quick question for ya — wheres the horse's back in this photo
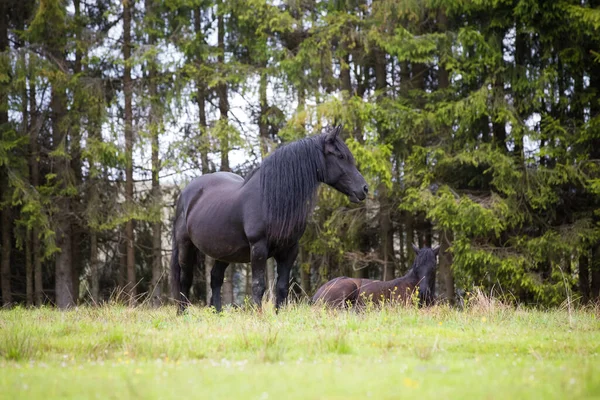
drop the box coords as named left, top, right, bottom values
left=178, top=172, right=255, bottom=263
left=356, top=277, right=413, bottom=305
left=312, top=277, right=360, bottom=307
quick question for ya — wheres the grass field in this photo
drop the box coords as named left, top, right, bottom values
left=1, top=295, right=599, bottom=400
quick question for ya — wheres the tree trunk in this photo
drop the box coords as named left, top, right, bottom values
left=87, top=84, right=103, bottom=305
left=123, top=0, right=136, bottom=304
left=146, top=0, right=162, bottom=307
left=578, top=250, right=589, bottom=304
left=380, top=184, right=395, bottom=281
left=193, top=6, right=212, bottom=302
left=18, top=34, right=33, bottom=306
left=373, top=43, right=394, bottom=281
left=68, top=0, right=84, bottom=305
left=397, top=222, right=406, bottom=273
left=90, top=230, right=99, bottom=303
left=259, top=69, right=270, bottom=157
left=439, top=230, right=455, bottom=304
left=25, top=231, right=33, bottom=306
left=1, top=206, right=11, bottom=307
left=300, top=248, right=311, bottom=296
left=435, top=8, right=455, bottom=303
left=591, top=244, right=600, bottom=301
left=50, top=27, right=75, bottom=309
left=405, top=214, right=415, bottom=267
left=0, top=0, right=11, bottom=307
left=205, top=255, right=213, bottom=305
left=245, top=264, right=252, bottom=301
left=217, top=0, right=229, bottom=172
left=223, top=264, right=234, bottom=306
left=29, top=73, right=43, bottom=306
left=116, top=233, right=125, bottom=289
left=340, top=54, right=352, bottom=95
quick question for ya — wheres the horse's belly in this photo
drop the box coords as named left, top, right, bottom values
left=193, top=233, right=251, bottom=263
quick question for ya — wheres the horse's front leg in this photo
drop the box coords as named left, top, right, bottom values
left=250, top=241, right=268, bottom=308
left=274, top=244, right=299, bottom=312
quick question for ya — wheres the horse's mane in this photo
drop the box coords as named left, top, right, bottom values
left=258, top=129, right=352, bottom=243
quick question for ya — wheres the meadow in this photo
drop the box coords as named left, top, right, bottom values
left=1, top=295, right=599, bottom=400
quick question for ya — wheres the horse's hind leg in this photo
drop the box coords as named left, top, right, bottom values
left=177, top=240, right=196, bottom=314
left=210, top=260, right=229, bottom=312
left=250, top=240, right=268, bottom=308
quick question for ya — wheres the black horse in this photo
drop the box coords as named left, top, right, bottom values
left=171, top=126, right=368, bottom=313
left=312, top=244, right=440, bottom=307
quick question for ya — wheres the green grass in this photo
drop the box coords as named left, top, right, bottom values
left=1, top=298, right=599, bottom=399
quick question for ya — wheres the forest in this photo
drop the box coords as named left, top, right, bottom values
left=1, top=0, right=600, bottom=309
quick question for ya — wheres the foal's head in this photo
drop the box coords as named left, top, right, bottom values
left=320, top=125, right=368, bottom=203
left=410, top=244, right=440, bottom=306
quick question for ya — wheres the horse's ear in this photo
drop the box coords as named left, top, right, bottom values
left=412, top=243, right=419, bottom=254
left=325, top=125, right=342, bottom=143
left=432, top=245, right=440, bottom=256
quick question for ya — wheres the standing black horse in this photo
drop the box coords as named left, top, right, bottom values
left=171, top=126, right=368, bottom=313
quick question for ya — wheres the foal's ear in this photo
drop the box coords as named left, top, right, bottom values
left=432, top=245, right=440, bottom=256
left=411, top=243, right=420, bottom=254
left=325, top=125, right=342, bottom=143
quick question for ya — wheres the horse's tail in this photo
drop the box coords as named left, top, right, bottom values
left=170, top=237, right=180, bottom=302
left=170, top=199, right=183, bottom=303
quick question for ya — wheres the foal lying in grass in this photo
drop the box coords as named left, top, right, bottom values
left=312, top=245, right=439, bottom=308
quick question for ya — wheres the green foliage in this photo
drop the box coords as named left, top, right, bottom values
left=3, top=0, right=600, bottom=307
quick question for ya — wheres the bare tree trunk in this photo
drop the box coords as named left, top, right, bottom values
left=374, top=45, right=394, bottom=281
left=438, top=230, right=455, bottom=304
left=0, top=0, right=11, bottom=307
left=193, top=7, right=212, bottom=303
left=434, top=7, right=455, bottom=304
left=340, top=54, right=352, bottom=95
left=55, top=211, right=74, bottom=309
left=145, top=0, right=162, bottom=307
left=205, top=255, right=213, bottom=305
left=51, top=36, right=74, bottom=309
left=19, top=40, right=33, bottom=306
left=69, top=0, right=84, bottom=304
left=118, top=231, right=126, bottom=291
left=405, top=214, right=415, bottom=267
left=90, top=230, right=99, bottom=303
left=266, top=258, right=275, bottom=303
left=578, top=249, right=590, bottom=304
left=591, top=244, right=600, bottom=301
left=380, top=184, right=395, bottom=281
left=217, top=0, right=229, bottom=172
left=87, top=88, right=103, bottom=305
left=259, top=69, right=270, bottom=157
left=245, top=264, right=252, bottom=301
left=28, top=73, right=43, bottom=306
left=123, top=0, right=136, bottom=304
left=25, top=231, right=33, bottom=306
left=1, top=206, right=11, bottom=307
left=300, top=248, right=310, bottom=296
left=397, top=222, right=406, bottom=273
left=223, top=264, right=234, bottom=305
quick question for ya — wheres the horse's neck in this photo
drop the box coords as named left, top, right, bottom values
left=390, top=269, right=419, bottom=287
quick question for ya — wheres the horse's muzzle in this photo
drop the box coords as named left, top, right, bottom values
left=348, top=190, right=367, bottom=203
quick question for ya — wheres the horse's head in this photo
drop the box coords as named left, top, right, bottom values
left=320, top=126, right=368, bottom=203
left=411, top=244, right=440, bottom=306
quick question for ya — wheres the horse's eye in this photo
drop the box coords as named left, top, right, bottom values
left=337, top=154, right=344, bottom=160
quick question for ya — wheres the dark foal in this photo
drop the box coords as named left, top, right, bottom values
left=312, top=244, right=440, bottom=307
left=171, top=126, right=368, bottom=314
